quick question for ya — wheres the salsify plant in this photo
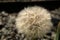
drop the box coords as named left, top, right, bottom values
left=16, top=6, right=53, bottom=40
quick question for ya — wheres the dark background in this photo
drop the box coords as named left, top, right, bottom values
left=0, top=2, right=60, bottom=13
left=0, top=0, right=60, bottom=2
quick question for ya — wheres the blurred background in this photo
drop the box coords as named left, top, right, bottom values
left=0, top=0, right=60, bottom=2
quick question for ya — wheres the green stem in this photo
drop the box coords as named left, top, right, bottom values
left=55, top=22, right=60, bottom=40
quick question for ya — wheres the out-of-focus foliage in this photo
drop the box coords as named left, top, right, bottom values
left=0, top=0, right=59, bottom=2
left=0, top=0, right=16, bottom=2
left=50, top=8, right=60, bottom=40
left=51, top=8, right=60, bottom=20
